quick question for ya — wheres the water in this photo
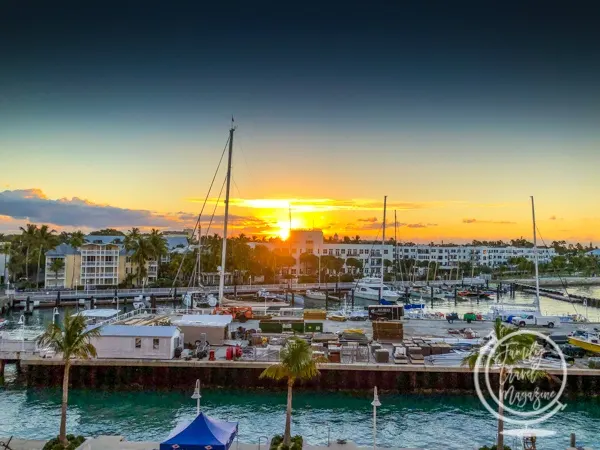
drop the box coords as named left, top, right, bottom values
left=0, top=385, right=598, bottom=449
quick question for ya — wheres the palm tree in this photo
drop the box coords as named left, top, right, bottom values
left=130, top=236, right=153, bottom=286
left=148, top=229, right=168, bottom=278
left=19, top=223, right=38, bottom=281
left=259, top=338, right=320, bottom=446
left=37, top=314, right=101, bottom=446
left=124, top=227, right=141, bottom=250
left=49, top=258, right=65, bottom=287
left=462, top=319, right=547, bottom=449
left=35, top=225, right=58, bottom=287
left=69, top=231, right=85, bottom=249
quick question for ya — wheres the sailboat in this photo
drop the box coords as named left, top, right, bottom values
left=491, top=196, right=540, bottom=321
left=354, top=196, right=401, bottom=303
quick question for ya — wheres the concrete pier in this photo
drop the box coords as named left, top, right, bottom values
left=21, top=357, right=600, bottom=395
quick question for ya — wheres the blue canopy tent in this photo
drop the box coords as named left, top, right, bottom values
left=160, top=413, right=238, bottom=450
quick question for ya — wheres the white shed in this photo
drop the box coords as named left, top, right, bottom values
left=171, top=314, right=232, bottom=346
left=90, top=325, right=182, bottom=359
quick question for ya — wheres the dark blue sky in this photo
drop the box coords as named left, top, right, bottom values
left=1, top=1, right=599, bottom=242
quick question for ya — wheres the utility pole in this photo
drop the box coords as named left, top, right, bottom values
left=218, top=123, right=235, bottom=303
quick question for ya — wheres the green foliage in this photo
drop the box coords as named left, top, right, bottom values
left=270, top=434, right=303, bottom=450
left=478, top=445, right=512, bottom=450
left=43, top=435, right=85, bottom=450
left=38, top=312, right=101, bottom=361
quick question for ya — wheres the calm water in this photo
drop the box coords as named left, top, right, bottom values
left=0, top=385, right=599, bottom=449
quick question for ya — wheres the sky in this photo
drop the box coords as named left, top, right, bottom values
left=1, top=1, right=599, bottom=243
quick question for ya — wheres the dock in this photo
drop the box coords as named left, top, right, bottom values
left=514, top=282, right=600, bottom=307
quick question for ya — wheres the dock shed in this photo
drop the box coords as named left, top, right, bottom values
left=171, top=314, right=232, bottom=346
left=90, top=325, right=182, bottom=359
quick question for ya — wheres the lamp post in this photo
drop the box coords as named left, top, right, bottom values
left=18, top=314, right=25, bottom=352
left=371, top=386, right=381, bottom=450
left=53, top=307, right=59, bottom=326
left=191, top=379, right=201, bottom=416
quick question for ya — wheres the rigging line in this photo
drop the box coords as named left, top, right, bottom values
left=351, top=226, right=383, bottom=292
left=204, top=175, right=228, bottom=240
left=536, top=225, right=580, bottom=315
left=171, top=135, right=230, bottom=290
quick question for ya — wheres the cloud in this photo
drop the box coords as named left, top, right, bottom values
left=549, top=215, right=557, bottom=221
left=358, top=217, right=378, bottom=223
left=462, top=218, right=516, bottom=225
left=0, top=189, right=196, bottom=229
left=348, top=221, right=437, bottom=231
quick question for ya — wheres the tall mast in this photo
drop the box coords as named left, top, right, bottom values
left=531, top=196, right=540, bottom=312
left=288, top=203, right=293, bottom=288
left=381, top=196, right=387, bottom=285
left=218, top=124, right=235, bottom=303
left=197, top=224, right=202, bottom=288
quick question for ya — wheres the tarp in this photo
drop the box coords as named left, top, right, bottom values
left=160, top=413, right=238, bottom=450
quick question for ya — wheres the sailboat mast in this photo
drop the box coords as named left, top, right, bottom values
left=381, top=196, right=387, bottom=286
left=531, top=196, right=541, bottom=312
left=197, top=224, right=202, bottom=288
left=218, top=125, right=235, bottom=303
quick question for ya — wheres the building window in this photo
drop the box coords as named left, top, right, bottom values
left=323, top=249, right=328, bottom=255
left=135, top=338, right=141, bottom=349
left=341, top=249, right=346, bottom=254
left=153, top=338, right=160, bottom=350
left=384, top=250, right=388, bottom=254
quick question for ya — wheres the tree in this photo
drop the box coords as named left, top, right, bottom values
left=88, top=228, right=125, bottom=236
left=19, top=223, right=38, bottom=281
left=34, top=224, right=58, bottom=287
left=352, top=235, right=361, bottom=244
left=49, top=258, right=65, bottom=287
left=345, top=257, right=363, bottom=274
left=37, top=314, right=101, bottom=446
left=148, top=229, right=168, bottom=278
left=462, top=319, right=547, bottom=449
left=259, top=338, right=320, bottom=446
left=69, top=231, right=85, bottom=249
left=299, top=252, right=318, bottom=274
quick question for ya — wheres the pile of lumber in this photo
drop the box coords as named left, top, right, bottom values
left=372, top=320, right=403, bottom=341
left=303, top=309, right=327, bottom=320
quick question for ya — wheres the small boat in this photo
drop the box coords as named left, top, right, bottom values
left=568, top=331, right=600, bottom=353
left=304, top=290, right=328, bottom=301
left=354, top=278, right=402, bottom=302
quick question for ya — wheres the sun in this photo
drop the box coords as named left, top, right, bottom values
left=276, top=218, right=304, bottom=240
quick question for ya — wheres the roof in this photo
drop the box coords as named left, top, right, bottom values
left=94, top=325, right=179, bottom=338
left=165, top=235, right=189, bottom=251
left=46, top=243, right=77, bottom=256
left=587, top=249, right=600, bottom=256
left=161, top=413, right=238, bottom=450
left=74, top=309, right=120, bottom=319
left=84, top=235, right=124, bottom=245
left=174, top=314, right=233, bottom=326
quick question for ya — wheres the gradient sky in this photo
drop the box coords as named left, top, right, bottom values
left=1, top=1, right=599, bottom=242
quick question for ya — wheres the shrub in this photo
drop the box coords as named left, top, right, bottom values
left=478, top=445, right=512, bottom=450
left=270, top=434, right=303, bottom=450
left=43, top=435, right=86, bottom=450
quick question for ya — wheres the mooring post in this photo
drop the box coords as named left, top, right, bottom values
left=55, top=290, right=61, bottom=307
left=351, top=289, right=355, bottom=309
left=570, top=433, right=576, bottom=447
left=325, top=290, right=329, bottom=310
left=291, top=291, right=295, bottom=307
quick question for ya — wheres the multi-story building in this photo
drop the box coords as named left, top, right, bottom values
left=44, top=233, right=190, bottom=289
left=248, top=230, right=556, bottom=277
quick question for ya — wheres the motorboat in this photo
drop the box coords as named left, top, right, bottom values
left=568, top=330, right=600, bottom=353
left=354, top=277, right=401, bottom=302
left=304, top=289, right=328, bottom=301
left=183, top=291, right=217, bottom=309
left=409, top=286, right=446, bottom=300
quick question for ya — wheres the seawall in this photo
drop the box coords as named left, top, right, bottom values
left=21, top=358, right=600, bottom=395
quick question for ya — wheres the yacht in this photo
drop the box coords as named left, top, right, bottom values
left=183, top=291, right=217, bottom=309
left=354, top=277, right=401, bottom=302
left=304, top=290, right=328, bottom=301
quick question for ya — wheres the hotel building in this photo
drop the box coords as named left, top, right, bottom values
left=44, top=234, right=189, bottom=289
left=248, top=230, right=557, bottom=277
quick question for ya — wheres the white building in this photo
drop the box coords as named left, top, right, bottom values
left=249, top=230, right=556, bottom=276
left=90, top=325, right=182, bottom=359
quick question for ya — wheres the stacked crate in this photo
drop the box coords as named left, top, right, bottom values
left=303, top=309, right=327, bottom=320
left=372, top=321, right=404, bottom=342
